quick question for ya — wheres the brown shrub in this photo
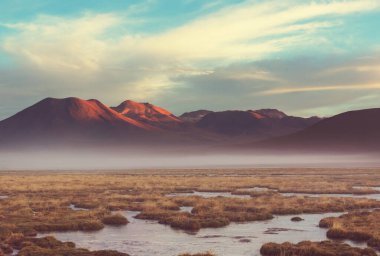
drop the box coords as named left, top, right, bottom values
left=102, top=214, right=128, bottom=226
left=291, top=216, right=304, bottom=222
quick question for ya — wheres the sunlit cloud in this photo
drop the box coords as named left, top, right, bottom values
left=2, top=13, right=120, bottom=72
left=260, top=83, right=380, bottom=95
left=144, top=0, right=378, bottom=61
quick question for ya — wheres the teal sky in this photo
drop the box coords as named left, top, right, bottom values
left=1, top=0, right=380, bottom=119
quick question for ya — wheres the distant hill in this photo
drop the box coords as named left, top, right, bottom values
left=196, top=109, right=321, bottom=140
left=258, top=108, right=380, bottom=151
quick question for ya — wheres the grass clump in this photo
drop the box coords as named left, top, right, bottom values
left=102, top=213, right=128, bottom=226
left=320, top=210, right=380, bottom=251
left=260, top=240, right=377, bottom=256
left=16, top=236, right=129, bottom=256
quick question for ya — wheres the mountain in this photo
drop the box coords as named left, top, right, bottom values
left=0, top=97, right=323, bottom=148
left=196, top=109, right=321, bottom=140
left=258, top=108, right=380, bottom=151
left=180, top=110, right=214, bottom=123
left=112, top=100, right=182, bottom=129
left=0, top=97, right=154, bottom=146
left=2, top=97, right=380, bottom=153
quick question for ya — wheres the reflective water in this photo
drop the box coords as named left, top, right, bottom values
left=236, top=187, right=277, bottom=192
left=281, top=192, right=380, bottom=201
left=69, top=204, right=90, bottom=211
left=179, top=206, right=193, bottom=213
left=353, top=186, right=380, bottom=192
left=166, top=191, right=251, bottom=199
left=167, top=189, right=380, bottom=201
left=38, top=189, right=380, bottom=256
left=41, top=211, right=371, bottom=256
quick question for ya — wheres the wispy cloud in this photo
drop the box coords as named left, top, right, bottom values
left=153, top=53, right=380, bottom=117
left=261, top=83, right=380, bottom=95
left=3, top=0, right=379, bottom=69
left=144, top=0, right=380, bottom=61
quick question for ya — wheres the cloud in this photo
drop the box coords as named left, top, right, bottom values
left=261, top=83, right=380, bottom=95
left=152, top=53, right=380, bottom=117
left=3, top=0, right=379, bottom=69
left=259, top=54, right=380, bottom=95
left=2, top=13, right=120, bottom=72
left=0, top=0, right=380, bottom=119
left=144, top=0, right=380, bottom=61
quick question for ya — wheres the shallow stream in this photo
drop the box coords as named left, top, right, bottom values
left=41, top=211, right=372, bottom=256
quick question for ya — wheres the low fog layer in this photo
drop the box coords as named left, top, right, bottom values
left=0, top=148, right=379, bottom=170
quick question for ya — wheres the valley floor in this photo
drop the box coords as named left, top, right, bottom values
left=0, top=168, right=380, bottom=256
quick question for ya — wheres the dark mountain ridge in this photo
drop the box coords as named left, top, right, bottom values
left=196, top=109, right=321, bottom=139
left=257, top=108, right=380, bottom=151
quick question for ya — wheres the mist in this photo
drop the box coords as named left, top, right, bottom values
left=0, top=147, right=379, bottom=171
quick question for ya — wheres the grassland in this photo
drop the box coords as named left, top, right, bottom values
left=0, top=168, right=379, bottom=255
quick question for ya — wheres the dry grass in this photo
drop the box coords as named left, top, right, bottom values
left=320, top=210, right=380, bottom=251
left=0, top=168, right=379, bottom=255
left=7, top=235, right=129, bottom=256
left=260, top=240, right=377, bottom=256
left=1, top=168, right=380, bottom=195
left=101, top=213, right=128, bottom=226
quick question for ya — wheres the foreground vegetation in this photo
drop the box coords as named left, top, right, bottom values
left=260, top=241, right=377, bottom=256
left=0, top=168, right=379, bottom=255
left=10, top=236, right=128, bottom=256
left=320, top=210, right=380, bottom=251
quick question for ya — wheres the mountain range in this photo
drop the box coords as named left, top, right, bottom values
left=0, top=97, right=378, bottom=152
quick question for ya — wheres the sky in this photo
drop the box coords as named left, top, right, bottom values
left=0, top=0, right=380, bottom=119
